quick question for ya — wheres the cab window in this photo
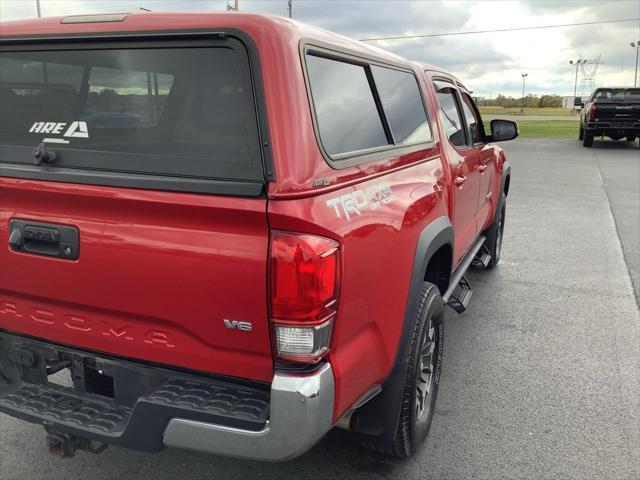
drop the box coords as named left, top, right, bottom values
left=460, top=92, right=483, bottom=145
left=433, top=80, right=467, bottom=148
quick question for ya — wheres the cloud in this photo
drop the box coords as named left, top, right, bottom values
left=1, top=0, right=638, bottom=96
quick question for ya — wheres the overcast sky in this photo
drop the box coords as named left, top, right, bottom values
left=1, top=0, right=639, bottom=97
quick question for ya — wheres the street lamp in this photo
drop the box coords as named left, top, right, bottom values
left=631, top=41, right=639, bottom=87
left=520, top=73, right=528, bottom=112
left=569, top=59, right=586, bottom=112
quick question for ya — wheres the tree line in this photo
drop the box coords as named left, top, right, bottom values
left=477, top=94, right=564, bottom=108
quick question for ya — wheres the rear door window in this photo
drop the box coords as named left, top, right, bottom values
left=0, top=39, right=264, bottom=183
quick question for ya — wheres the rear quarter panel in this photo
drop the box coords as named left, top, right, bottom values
left=268, top=153, right=448, bottom=419
left=264, top=40, right=453, bottom=418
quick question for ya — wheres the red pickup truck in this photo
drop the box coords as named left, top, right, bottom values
left=0, top=12, right=515, bottom=461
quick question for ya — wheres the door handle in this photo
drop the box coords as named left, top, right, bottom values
left=477, top=164, right=487, bottom=173
left=8, top=219, right=79, bottom=260
left=454, top=176, right=467, bottom=187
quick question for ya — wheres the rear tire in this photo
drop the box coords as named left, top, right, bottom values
left=367, top=283, right=444, bottom=458
left=582, top=132, right=594, bottom=147
left=579, top=125, right=584, bottom=140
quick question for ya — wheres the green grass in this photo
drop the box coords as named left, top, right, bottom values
left=479, top=106, right=570, bottom=116
left=516, top=120, right=579, bottom=139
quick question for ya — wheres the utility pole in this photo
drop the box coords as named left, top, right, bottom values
left=632, top=41, right=640, bottom=87
left=36, top=0, right=41, bottom=17
left=288, top=0, right=292, bottom=18
left=520, top=73, right=528, bottom=112
left=569, top=59, right=585, bottom=113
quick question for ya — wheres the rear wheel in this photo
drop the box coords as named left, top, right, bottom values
left=369, top=282, right=443, bottom=458
left=583, top=132, right=594, bottom=147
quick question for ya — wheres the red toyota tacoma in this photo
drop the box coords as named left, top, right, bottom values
left=0, top=12, right=515, bottom=461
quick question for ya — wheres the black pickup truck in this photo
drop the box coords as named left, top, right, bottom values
left=579, top=87, right=640, bottom=148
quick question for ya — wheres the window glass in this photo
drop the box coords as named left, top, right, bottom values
left=460, top=93, right=482, bottom=144
left=371, top=66, right=432, bottom=145
left=593, top=88, right=640, bottom=103
left=306, top=54, right=388, bottom=157
left=433, top=81, right=466, bottom=148
left=0, top=45, right=262, bottom=181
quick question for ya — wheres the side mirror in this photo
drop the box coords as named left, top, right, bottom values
left=489, top=119, right=519, bottom=142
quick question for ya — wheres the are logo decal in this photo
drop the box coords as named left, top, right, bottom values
left=28, top=121, right=89, bottom=144
left=326, top=182, right=396, bottom=220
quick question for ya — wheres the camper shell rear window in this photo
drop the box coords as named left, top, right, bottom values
left=0, top=36, right=267, bottom=194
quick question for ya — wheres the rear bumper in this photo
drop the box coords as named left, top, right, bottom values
left=163, top=363, right=334, bottom=461
left=585, top=121, right=640, bottom=135
left=0, top=331, right=334, bottom=461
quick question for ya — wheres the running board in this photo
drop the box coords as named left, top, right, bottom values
left=442, top=235, right=486, bottom=313
left=471, top=251, right=491, bottom=269
left=447, top=276, right=472, bottom=313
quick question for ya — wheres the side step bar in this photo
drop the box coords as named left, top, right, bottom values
left=442, top=235, right=486, bottom=313
left=471, top=250, right=491, bottom=269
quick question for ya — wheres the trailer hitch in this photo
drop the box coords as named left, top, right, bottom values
left=47, top=431, right=108, bottom=458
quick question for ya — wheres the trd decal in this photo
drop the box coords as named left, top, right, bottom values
left=326, top=182, right=396, bottom=220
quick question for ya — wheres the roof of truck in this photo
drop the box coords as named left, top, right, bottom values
left=0, top=11, right=417, bottom=66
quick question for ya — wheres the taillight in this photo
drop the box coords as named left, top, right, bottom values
left=269, top=231, right=340, bottom=363
left=587, top=103, right=597, bottom=119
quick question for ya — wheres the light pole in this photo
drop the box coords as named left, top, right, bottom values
left=569, top=59, right=585, bottom=113
left=288, top=0, right=292, bottom=18
left=631, top=41, right=640, bottom=87
left=520, top=73, right=528, bottom=112
left=36, top=0, right=41, bottom=17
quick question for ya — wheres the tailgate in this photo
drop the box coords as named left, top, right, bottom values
left=594, top=103, right=640, bottom=120
left=0, top=35, right=273, bottom=381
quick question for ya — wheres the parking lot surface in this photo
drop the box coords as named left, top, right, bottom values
left=1, top=138, right=638, bottom=480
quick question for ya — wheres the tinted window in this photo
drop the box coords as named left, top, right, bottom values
left=592, top=88, right=640, bottom=103
left=0, top=44, right=263, bottom=181
left=460, top=93, right=482, bottom=144
left=371, top=66, right=432, bottom=145
left=433, top=81, right=466, bottom=148
left=306, top=54, right=388, bottom=157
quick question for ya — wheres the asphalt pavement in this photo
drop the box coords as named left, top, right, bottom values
left=1, top=138, right=638, bottom=480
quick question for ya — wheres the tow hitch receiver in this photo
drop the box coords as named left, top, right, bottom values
left=47, top=431, right=108, bottom=458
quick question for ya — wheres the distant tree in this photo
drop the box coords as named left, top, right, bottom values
left=477, top=93, right=563, bottom=108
